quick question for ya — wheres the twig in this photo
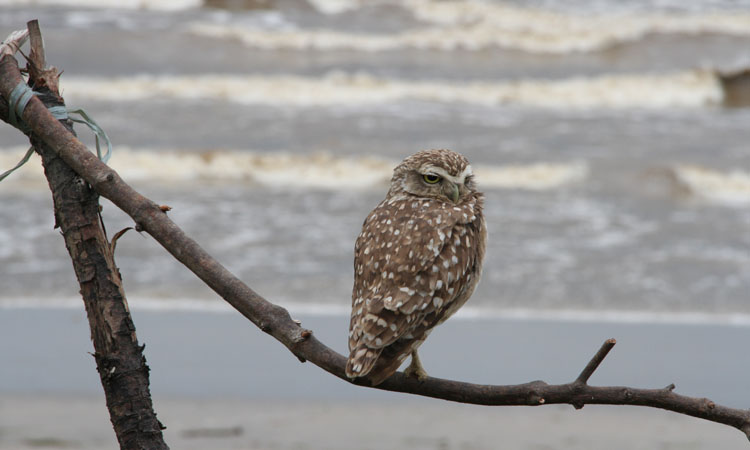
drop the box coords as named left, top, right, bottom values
left=1, top=25, right=749, bottom=444
left=575, top=337, right=616, bottom=385
left=111, top=226, right=133, bottom=254
left=0, top=29, right=28, bottom=60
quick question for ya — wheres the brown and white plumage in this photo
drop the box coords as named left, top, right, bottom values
left=346, top=149, right=487, bottom=385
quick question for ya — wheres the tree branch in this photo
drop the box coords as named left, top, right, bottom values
left=1, top=26, right=749, bottom=443
left=2, top=23, right=168, bottom=449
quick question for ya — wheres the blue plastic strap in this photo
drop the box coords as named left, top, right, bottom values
left=8, top=82, right=36, bottom=131
left=2, top=82, right=114, bottom=183
left=64, top=108, right=112, bottom=163
left=0, top=146, right=35, bottom=183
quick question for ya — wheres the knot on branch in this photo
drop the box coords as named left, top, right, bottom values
left=95, top=170, right=115, bottom=186
left=527, top=390, right=545, bottom=406
left=289, top=328, right=312, bottom=345
left=287, top=328, right=313, bottom=364
left=570, top=382, right=587, bottom=410
left=130, top=200, right=164, bottom=233
left=700, top=399, right=716, bottom=412
left=93, top=353, right=119, bottom=379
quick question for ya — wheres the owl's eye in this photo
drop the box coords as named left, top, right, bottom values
left=423, top=174, right=441, bottom=184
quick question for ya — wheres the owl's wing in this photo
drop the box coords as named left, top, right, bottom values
left=352, top=198, right=479, bottom=351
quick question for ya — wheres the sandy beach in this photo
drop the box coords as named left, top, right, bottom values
left=2, top=307, right=749, bottom=449
left=4, top=394, right=748, bottom=450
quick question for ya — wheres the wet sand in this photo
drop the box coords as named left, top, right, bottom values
left=3, top=394, right=748, bottom=450
left=2, top=307, right=750, bottom=449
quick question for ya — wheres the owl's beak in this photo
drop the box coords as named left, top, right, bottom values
left=444, top=181, right=460, bottom=203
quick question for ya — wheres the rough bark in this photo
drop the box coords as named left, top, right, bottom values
left=1, top=23, right=749, bottom=444
left=1, top=22, right=168, bottom=450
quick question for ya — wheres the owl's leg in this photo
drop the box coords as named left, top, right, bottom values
left=404, top=350, right=429, bottom=381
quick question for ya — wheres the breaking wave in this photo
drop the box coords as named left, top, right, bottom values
left=7, top=147, right=748, bottom=207
left=4, top=0, right=201, bottom=10
left=8, top=0, right=750, bottom=55
left=675, top=166, right=750, bottom=206
left=0, top=147, right=588, bottom=191
left=189, top=0, right=750, bottom=54
left=59, top=70, right=724, bottom=109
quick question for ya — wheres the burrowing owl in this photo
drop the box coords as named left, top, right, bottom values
left=346, top=149, right=486, bottom=385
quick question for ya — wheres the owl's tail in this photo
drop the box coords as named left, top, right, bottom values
left=345, top=345, right=382, bottom=381
left=346, top=345, right=411, bottom=386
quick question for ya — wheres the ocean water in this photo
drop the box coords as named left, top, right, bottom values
left=1, top=0, right=749, bottom=325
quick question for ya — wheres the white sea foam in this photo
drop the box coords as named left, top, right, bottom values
left=58, top=70, right=724, bottom=109
left=0, top=147, right=587, bottom=191
left=188, top=1, right=750, bottom=54
left=4, top=0, right=201, bottom=10
left=7, top=0, right=750, bottom=52
left=3, top=296, right=750, bottom=327
left=8, top=147, right=748, bottom=209
left=675, top=166, right=750, bottom=206
left=306, top=0, right=363, bottom=15
left=111, top=148, right=394, bottom=188
left=475, top=162, right=588, bottom=191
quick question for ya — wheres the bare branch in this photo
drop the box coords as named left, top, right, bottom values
left=1, top=24, right=168, bottom=449
left=575, top=337, right=616, bottom=385
left=1, top=27, right=749, bottom=443
left=26, top=20, right=44, bottom=71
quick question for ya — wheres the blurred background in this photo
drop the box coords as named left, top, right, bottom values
left=1, top=0, right=750, bottom=448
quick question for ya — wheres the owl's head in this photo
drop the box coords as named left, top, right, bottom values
left=389, top=149, right=477, bottom=204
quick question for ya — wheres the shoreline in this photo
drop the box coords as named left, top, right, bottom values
left=3, top=298, right=750, bottom=327
left=3, top=307, right=750, bottom=449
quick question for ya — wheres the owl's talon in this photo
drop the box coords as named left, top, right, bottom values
left=404, top=365, right=429, bottom=381
left=404, top=351, right=429, bottom=381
